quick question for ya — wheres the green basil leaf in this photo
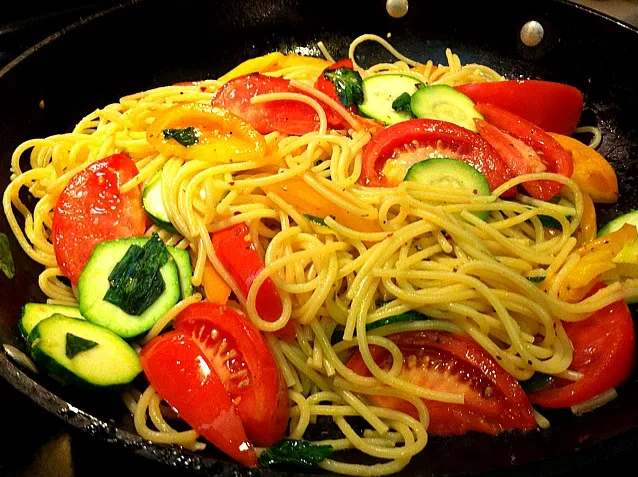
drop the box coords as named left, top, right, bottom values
left=162, top=126, right=199, bottom=146
left=324, top=67, right=364, bottom=107
left=104, top=233, right=170, bottom=315
left=0, top=233, right=15, bottom=279
left=260, top=440, right=333, bottom=470
left=66, top=333, right=99, bottom=359
left=391, top=92, right=412, bottom=113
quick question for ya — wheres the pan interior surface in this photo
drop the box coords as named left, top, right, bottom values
left=1, top=1, right=638, bottom=476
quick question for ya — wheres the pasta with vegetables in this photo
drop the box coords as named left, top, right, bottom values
left=4, top=34, right=636, bottom=476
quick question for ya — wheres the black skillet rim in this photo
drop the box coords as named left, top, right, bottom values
left=1, top=1, right=638, bottom=476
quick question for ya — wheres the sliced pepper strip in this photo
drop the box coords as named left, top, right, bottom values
left=261, top=176, right=382, bottom=233
left=276, top=54, right=332, bottom=69
left=549, top=224, right=637, bottom=302
left=147, top=104, right=267, bottom=163
left=201, top=259, right=232, bottom=304
left=575, top=191, right=597, bottom=247
left=549, top=133, right=618, bottom=204
left=218, top=52, right=284, bottom=83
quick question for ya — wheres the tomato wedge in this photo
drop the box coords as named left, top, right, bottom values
left=359, top=118, right=515, bottom=196
left=140, top=331, right=258, bottom=467
left=211, top=223, right=296, bottom=341
left=52, top=154, right=147, bottom=285
left=529, top=285, right=636, bottom=408
left=173, top=302, right=289, bottom=446
left=475, top=103, right=574, bottom=201
left=314, top=59, right=358, bottom=128
left=455, top=80, right=583, bottom=135
left=347, top=331, right=537, bottom=436
left=212, top=74, right=320, bottom=136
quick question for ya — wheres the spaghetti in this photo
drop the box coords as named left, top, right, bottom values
left=4, top=34, right=635, bottom=476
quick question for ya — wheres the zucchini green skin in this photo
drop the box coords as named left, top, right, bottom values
left=598, top=209, right=638, bottom=304
left=78, top=237, right=181, bottom=338
left=142, top=170, right=179, bottom=234
left=404, top=158, right=491, bottom=220
left=28, top=314, right=141, bottom=387
left=20, top=303, right=84, bottom=339
left=410, top=85, right=483, bottom=132
left=358, top=74, right=424, bottom=125
left=168, top=246, right=194, bottom=299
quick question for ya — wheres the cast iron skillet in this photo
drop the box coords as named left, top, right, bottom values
left=1, top=0, right=638, bottom=475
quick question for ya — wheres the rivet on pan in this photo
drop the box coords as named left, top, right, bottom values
left=386, top=0, right=408, bottom=18
left=520, top=20, right=544, bottom=47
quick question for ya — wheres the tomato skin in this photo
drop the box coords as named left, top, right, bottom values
left=529, top=285, right=636, bottom=408
left=52, top=154, right=147, bottom=285
left=212, top=74, right=319, bottom=136
left=173, top=302, right=289, bottom=446
left=455, top=80, right=583, bottom=135
left=359, top=119, right=515, bottom=195
left=140, top=331, right=258, bottom=467
left=314, top=59, right=359, bottom=128
left=211, top=223, right=296, bottom=341
left=347, top=331, right=536, bottom=436
left=476, top=103, right=574, bottom=201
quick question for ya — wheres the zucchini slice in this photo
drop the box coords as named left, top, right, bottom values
left=143, top=170, right=178, bottom=234
left=28, top=314, right=141, bottom=387
left=20, top=303, right=84, bottom=339
left=358, top=74, right=424, bottom=125
left=78, top=237, right=182, bottom=338
left=410, top=85, right=483, bottom=132
left=169, top=246, right=194, bottom=299
left=404, top=158, right=491, bottom=220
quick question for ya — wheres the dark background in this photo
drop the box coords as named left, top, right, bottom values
left=0, top=1, right=637, bottom=476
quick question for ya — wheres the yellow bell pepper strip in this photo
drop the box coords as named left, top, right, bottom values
left=260, top=177, right=382, bottom=234
left=548, top=224, right=637, bottom=302
left=218, top=52, right=284, bottom=83
left=575, top=191, right=597, bottom=246
left=276, top=54, right=332, bottom=69
left=549, top=133, right=618, bottom=203
left=201, top=259, right=231, bottom=304
left=147, top=104, right=267, bottom=163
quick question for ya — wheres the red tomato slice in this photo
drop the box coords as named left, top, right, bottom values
left=140, top=331, right=258, bottom=467
left=475, top=103, right=573, bottom=201
left=173, top=302, right=289, bottom=446
left=455, top=80, right=583, bottom=136
left=359, top=118, right=515, bottom=196
left=347, top=331, right=537, bottom=436
left=52, top=154, right=147, bottom=285
left=314, top=59, right=359, bottom=128
left=529, top=285, right=636, bottom=408
left=211, top=223, right=296, bottom=341
left=212, top=74, right=320, bottom=136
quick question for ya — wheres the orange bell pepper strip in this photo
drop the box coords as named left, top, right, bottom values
left=261, top=176, right=382, bottom=234
left=201, top=260, right=231, bottom=305
left=549, top=133, right=618, bottom=203
left=147, top=104, right=268, bottom=163
left=550, top=224, right=637, bottom=302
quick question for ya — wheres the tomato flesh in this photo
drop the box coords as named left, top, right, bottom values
left=475, top=103, right=573, bottom=201
left=359, top=119, right=515, bottom=196
left=529, top=285, right=636, bottom=408
left=211, top=223, right=296, bottom=341
left=212, top=74, right=320, bottom=136
left=173, top=302, right=289, bottom=446
left=455, top=80, right=583, bottom=136
left=52, top=154, right=147, bottom=284
left=140, top=331, right=258, bottom=467
left=347, top=331, right=536, bottom=436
